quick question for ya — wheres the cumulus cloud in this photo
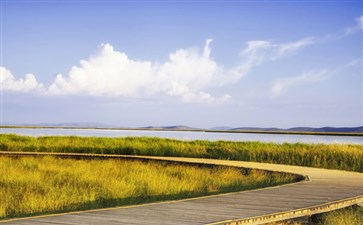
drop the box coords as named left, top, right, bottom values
left=0, top=37, right=316, bottom=103
left=2, top=14, right=362, bottom=104
left=2, top=26, right=350, bottom=105
left=46, top=37, right=314, bottom=103
left=271, top=70, right=329, bottom=97
left=47, top=40, right=232, bottom=103
left=1, top=67, right=44, bottom=93
left=48, top=43, right=154, bottom=97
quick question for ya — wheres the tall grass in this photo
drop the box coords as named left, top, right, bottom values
left=0, top=134, right=362, bottom=172
left=265, top=206, right=363, bottom=225
left=314, top=206, right=363, bottom=225
left=0, top=156, right=298, bottom=219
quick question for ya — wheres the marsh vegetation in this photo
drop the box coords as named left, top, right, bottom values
left=0, top=156, right=298, bottom=219
left=314, top=206, right=363, bottom=225
left=265, top=206, right=363, bottom=225
left=1, top=134, right=362, bottom=172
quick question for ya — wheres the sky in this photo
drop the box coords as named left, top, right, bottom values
left=1, top=0, right=362, bottom=128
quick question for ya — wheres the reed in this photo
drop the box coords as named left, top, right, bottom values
left=312, top=206, right=363, bottom=225
left=314, top=206, right=363, bottom=225
left=265, top=206, right=363, bottom=225
left=0, top=156, right=297, bottom=219
left=0, top=134, right=362, bottom=172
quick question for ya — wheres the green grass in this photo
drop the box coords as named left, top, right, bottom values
left=1, top=134, right=362, bottom=172
left=314, top=206, right=363, bottom=225
left=0, top=156, right=298, bottom=220
left=266, top=206, right=363, bottom=225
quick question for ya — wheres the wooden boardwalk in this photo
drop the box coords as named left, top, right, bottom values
left=1, top=152, right=362, bottom=225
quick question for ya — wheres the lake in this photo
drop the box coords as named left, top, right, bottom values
left=1, top=128, right=362, bottom=144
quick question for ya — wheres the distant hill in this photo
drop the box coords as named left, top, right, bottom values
left=286, top=127, right=315, bottom=132
left=230, top=126, right=363, bottom=133
left=308, top=126, right=363, bottom=133
left=210, top=126, right=234, bottom=130
left=143, top=125, right=201, bottom=130
left=230, top=127, right=282, bottom=131
left=2, top=123, right=362, bottom=134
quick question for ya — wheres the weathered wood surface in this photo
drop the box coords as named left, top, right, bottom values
left=1, top=152, right=362, bottom=225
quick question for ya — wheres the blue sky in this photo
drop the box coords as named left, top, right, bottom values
left=1, top=0, right=362, bottom=128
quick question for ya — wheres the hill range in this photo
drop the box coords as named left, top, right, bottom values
left=1, top=123, right=362, bottom=134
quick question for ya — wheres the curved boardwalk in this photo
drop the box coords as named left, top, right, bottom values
left=1, top=152, right=362, bottom=225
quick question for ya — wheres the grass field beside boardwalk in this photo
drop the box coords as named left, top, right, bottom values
left=266, top=206, right=363, bottom=225
left=0, top=156, right=298, bottom=219
left=314, top=206, right=363, bottom=225
left=1, top=134, right=362, bottom=172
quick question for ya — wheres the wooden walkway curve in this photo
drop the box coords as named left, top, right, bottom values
left=0, top=151, right=362, bottom=225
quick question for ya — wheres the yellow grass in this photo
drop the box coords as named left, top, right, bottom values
left=265, top=206, right=363, bottom=225
left=1, top=134, right=362, bottom=172
left=317, top=206, right=363, bottom=225
left=0, top=156, right=298, bottom=219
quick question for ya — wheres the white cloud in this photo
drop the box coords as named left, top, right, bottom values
left=333, top=14, right=363, bottom=37
left=276, top=38, right=316, bottom=58
left=271, top=70, right=329, bottom=97
left=45, top=37, right=315, bottom=103
left=230, top=37, right=316, bottom=83
left=271, top=58, right=363, bottom=97
left=1, top=67, right=43, bottom=93
left=2, top=14, right=363, bottom=104
left=0, top=37, right=316, bottom=103
left=344, top=58, right=363, bottom=69
left=357, top=15, right=363, bottom=30
left=180, top=91, right=231, bottom=104
left=47, top=40, right=231, bottom=104
left=48, top=43, right=154, bottom=97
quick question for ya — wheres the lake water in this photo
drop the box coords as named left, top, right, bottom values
left=1, top=128, right=362, bottom=144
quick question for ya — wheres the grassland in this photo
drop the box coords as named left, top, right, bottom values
left=1, top=134, right=362, bottom=172
left=266, top=206, right=363, bottom=225
left=0, top=156, right=298, bottom=220
left=314, top=206, right=363, bottom=225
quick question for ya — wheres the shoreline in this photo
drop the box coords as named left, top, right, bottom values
left=1, top=125, right=362, bottom=137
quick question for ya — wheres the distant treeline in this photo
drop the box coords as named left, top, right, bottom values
left=1, top=134, right=362, bottom=172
